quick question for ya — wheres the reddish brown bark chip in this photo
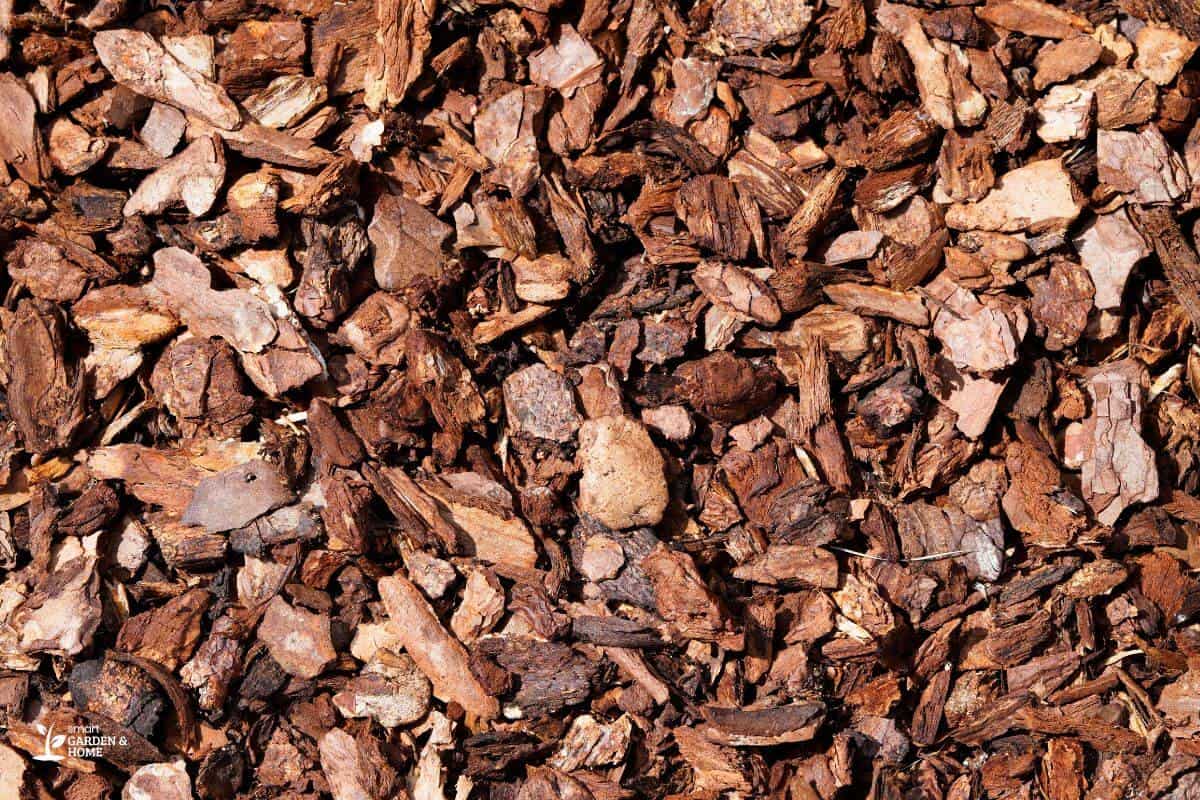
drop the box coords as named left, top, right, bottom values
left=4, top=298, right=87, bottom=454
left=368, top=192, right=452, bottom=295
left=0, top=73, right=48, bottom=184
left=378, top=573, right=499, bottom=721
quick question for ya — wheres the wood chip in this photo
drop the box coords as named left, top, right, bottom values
left=378, top=573, right=499, bottom=721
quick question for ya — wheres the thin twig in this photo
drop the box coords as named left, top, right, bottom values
left=827, top=545, right=975, bottom=563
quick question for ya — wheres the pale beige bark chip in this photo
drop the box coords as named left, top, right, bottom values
left=577, top=415, right=669, bottom=529
left=258, top=595, right=337, bottom=679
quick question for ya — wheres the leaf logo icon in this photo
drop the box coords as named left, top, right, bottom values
left=32, top=723, right=65, bottom=762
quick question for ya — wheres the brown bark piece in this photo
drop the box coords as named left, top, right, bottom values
left=1002, top=442, right=1087, bottom=547
left=1073, top=208, right=1150, bottom=310
left=710, top=0, right=813, bottom=52
left=1028, top=259, right=1094, bottom=351
left=146, top=248, right=276, bottom=353
left=1133, top=205, right=1200, bottom=330
left=368, top=193, right=452, bottom=295
left=332, top=652, right=432, bottom=727
left=1098, top=126, right=1190, bottom=204
left=929, top=275, right=1025, bottom=373
left=1033, top=36, right=1102, bottom=90
left=1089, top=67, right=1159, bottom=129
left=976, top=0, right=1093, bottom=39
left=0, top=73, right=47, bottom=184
left=694, top=261, right=781, bottom=325
left=365, top=0, right=435, bottom=110
left=504, top=363, right=582, bottom=442
left=701, top=703, right=825, bottom=746
left=124, top=135, right=225, bottom=217
left=94, top=30, right=240, bottom=129
left=642, top=543, right=727, bottom=639
left=946, top=159, right=1084, bottom=233
left=244, top=75, right=327, bottom=128
left=258, top=595, right=337, bottom=678
left=1035, top=85, right=1094, bottom=143
left=529, top=25, right=603, bottom=95
left=1134, top=24, right=1198, bottom=86
left=116, top=587, right=210, bottom=670
left=181, top=459, right=294, bottom=533
left=4, top=298, right=86, bottom=454
left=378, top=573, right=499, bottom=721
left=48, top=118, right=107, bottom=176
left=823, top=283, right=929, bottom=326
left=1076, top=361, right=1158, bottom=526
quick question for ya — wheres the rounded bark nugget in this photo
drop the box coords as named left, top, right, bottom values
left=577, top=415, right=669, bottom=529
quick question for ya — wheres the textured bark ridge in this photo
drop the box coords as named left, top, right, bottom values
left=6, top=0, right=1200, bottom=797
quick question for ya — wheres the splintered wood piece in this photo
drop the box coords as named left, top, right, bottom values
left=365, top=0, right=435, bottom=110
left=876, top=3, right=955, bottom=129
left=378, top=573, right=499, bottom=721
left=783, top=166, right=846, bottom=257
left=244, top=75, right=328, bottom=128
left=823, top=283, right=929, bottom=326
left=1133, top=205, right=1200, bottom=329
